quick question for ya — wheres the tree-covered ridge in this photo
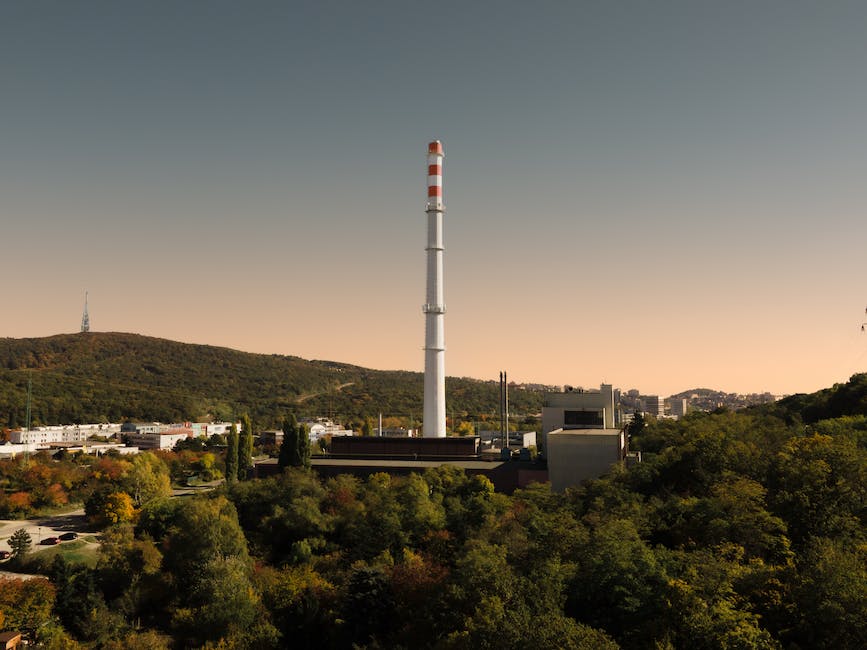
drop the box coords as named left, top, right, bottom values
left=0, top=333, right=543, bottom=427
left=754, top=372, right=867, bottom=424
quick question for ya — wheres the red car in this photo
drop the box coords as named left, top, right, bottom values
left=0, top=550, right=10, bottom=560
left=40, top=537, right=60, bottom=545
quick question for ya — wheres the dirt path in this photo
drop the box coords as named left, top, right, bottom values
left=293, top=381, right=355, bottom=404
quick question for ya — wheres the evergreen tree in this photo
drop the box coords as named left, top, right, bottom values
left=278, top=414, right=299, bottom=469
left=239, top=414, right=253, bottom=481
left=225, top=423, right=239, bottom=484
left=8, top=527, right=32, bottom=561
left=297, top=422, right=311, bottom=468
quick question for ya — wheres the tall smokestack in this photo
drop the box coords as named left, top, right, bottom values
left=423, top=140, right=446, bottom=438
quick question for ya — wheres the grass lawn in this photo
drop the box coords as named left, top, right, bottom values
left=35, top=539, right=99, bottom=568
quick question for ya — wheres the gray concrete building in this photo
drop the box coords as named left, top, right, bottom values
left=546, top=428, right=626, bottom=492
left=540, top=383, right=618, bottom=455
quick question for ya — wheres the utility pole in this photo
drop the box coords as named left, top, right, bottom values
left=24, top=372, right=32, bottom=463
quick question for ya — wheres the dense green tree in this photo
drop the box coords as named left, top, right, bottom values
left=7, top=527, right=32, bottom=561
left=565, top=518, right=669, bottom=646
left=279, top=414, right=299, bottom=469
left=338, top=565, right=395, bottom=646
left=161, top=496, right=251, bottom=592
left=767, top=433, right=867, bottom=547
left=788, top=536, right=867, bottom=649
left=159, top=496, right=273, bottom=647
left=135, top=497, right=180, bottom=542
left=225, top=422, right=239, bottom=484
left=51, top=556, right=125, bottom=644
left=278, top=414, right=309, bottom=469
left=171, top=556, right=270, bottom=648
left=257, top=564, right=337, bottom=649
left=239, top=414, right=253, bottom=481
left=658, top=546, right=780, bottom=650
left=297, top=422, right=311, bottom=468
left=0, top=576, right=56, bottom=636
left=123, top=452, right=172, bottom=507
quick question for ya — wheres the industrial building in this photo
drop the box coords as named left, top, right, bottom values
left=255, top=435, right=547, bottom=494
left=540, top=383, right=638, bottom=491
left=540, top=384, right=619, bottom=455
left=546, top=428, right=627, bottom=492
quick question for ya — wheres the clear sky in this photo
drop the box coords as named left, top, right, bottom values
left=3, top=1, right=867, bottom=397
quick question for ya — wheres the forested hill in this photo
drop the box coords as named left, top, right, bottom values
left=0, top=332, right=543, bottom=428
left=751, top=373, right=867, bottom=424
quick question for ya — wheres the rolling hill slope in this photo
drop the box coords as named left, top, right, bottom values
left=0, top=332, right=543, bottom=428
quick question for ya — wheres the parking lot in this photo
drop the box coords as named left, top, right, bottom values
left=0, top=508, right=98, bottom=558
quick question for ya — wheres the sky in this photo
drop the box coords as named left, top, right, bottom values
left=3, top=1, right=867, bottom=397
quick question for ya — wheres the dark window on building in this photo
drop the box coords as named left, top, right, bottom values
left=564, top=410, right=602, bottom=427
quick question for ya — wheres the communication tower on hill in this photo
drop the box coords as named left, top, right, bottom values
left=81, top=291, right=90, bottom=333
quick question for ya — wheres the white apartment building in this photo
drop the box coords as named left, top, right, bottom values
left=11, top=423, right=121, bottom=445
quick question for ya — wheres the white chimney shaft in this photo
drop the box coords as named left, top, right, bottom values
left=423, top=141, right=446, bottom=438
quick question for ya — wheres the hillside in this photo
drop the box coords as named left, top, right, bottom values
left=751, top=372, right=867, bottom=424
left=0, top=332, right=543, bottom=428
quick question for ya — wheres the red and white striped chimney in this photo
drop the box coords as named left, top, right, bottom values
left=426, top=140, right=444, bottom=211
left=423, top=140, right=446, bottom=438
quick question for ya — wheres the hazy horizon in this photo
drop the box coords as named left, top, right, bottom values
left=4, top=2, right=867, bottom=397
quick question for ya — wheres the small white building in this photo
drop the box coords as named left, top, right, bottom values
left=0, top=441, right=40, bottom=458
left=126, top=430, right=193, bottom=450
left=302, top=419, right=353, bottom=440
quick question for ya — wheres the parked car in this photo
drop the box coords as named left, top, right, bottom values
left=58, top=532, right=78, bottom=541
left=40, top=537, right=60, bottom=545
left=0, top=550, right=10, bottom=560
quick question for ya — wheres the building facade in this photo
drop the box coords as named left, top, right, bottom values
left=540, top=384, right=618, bottom=455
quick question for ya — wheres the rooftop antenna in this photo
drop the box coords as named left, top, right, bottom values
left=81, top=291, right=90, bottom=333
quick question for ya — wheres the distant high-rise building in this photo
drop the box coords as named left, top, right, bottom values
left=642, top=395, right=664, bottom=418
left=670, top=398, right=688, bottom=418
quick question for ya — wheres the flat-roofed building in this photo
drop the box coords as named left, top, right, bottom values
left=11, top=423, right=121, bottom=445
left=642, top=395, right=664, bottom=418
left=546, top=427, right=626, bottom=492
left=670, top=398, right=688, bottom=418
left=0, top=442, right=39, bottom=458
left=541, top=384, right=618, bottom=455
left=126, top=429, right=192, bottom=450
